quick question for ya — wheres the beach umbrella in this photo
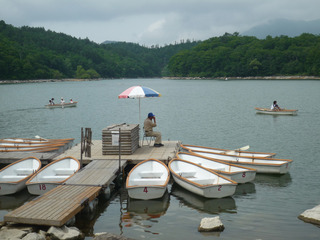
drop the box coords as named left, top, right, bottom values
left=118, top=85, right=161, bottom=125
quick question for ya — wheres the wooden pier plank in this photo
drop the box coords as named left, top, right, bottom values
left=4, top=185, right=101, bottom=226
left=4, top=140, right=180, bottom=227
left=54, top=140, right=181, bottom=164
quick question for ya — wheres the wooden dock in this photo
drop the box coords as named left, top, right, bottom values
left=55, top=140, right=181, bottom=164
left=4, top=159, right=127, bottom=226
left=4, top=140, right=180, bottom=226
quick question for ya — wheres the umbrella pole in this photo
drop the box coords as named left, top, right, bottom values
left=139, top=98, right=141, bottom=144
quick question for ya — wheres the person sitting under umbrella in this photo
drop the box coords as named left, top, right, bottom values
left=144, top=112, right=164, bottom=147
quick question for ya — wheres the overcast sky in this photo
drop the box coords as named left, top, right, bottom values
left=1, top=0, right=319, bottom=46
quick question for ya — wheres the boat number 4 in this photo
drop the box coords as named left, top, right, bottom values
left=39, top=184, right=47, bottom=190
left=143, top=187, right=148, bottom=193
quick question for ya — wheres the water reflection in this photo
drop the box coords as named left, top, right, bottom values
left=0, top=189, right=36, bottom=210
left=170, top=183, right=236, bottom=214
left=122, top=191, right=170, bottom=235
left=234, top=182, right=256, bottom=196
left=254, top=173, right=292, bottom=187
left=75, top=189, right=119, bottom=236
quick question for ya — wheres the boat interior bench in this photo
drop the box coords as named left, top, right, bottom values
left=41, top=175, right=70, bottom=180
left=139, top=171, right=164, bottom=178
left=53, top=168, right=75, bottom=175
left=1, top=175, right=27, bottom=180
left=210, top=167, right=225, bottom=172
left=131, top=178, right=164, bottom=185
left=15, top=168, right=35, bottom=175
left=175, top=171, right=196, bottom=178
left=195, top=163, right=225, bottom=172
left=192, top=178, right=215, bottom=185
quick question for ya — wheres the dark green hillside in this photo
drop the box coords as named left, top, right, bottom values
left=0, top=20, right=199, bottom=80
left=167, top=32, right=320, bottom=77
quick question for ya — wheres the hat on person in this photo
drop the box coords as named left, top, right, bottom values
left=148, top=112, right=155, bottom=118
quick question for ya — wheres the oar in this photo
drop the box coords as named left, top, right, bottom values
left=234, top=145, right=250, bottom=151
left=225, top=145, right=250, bottom=155
left=34, top=135, right=48, bottom=141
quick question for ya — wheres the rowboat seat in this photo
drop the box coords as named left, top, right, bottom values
left=54, top=168, right=75, bottom=175
left=212, top=167, right=226, bottom=172
left=139, top=171, right=163, bottom=178
left=175, top=171, right=196, bottom=178
left=41, top=175, right=70, bottom=180
left=192, top=178, right=215, bottom=185
left=1, top=175, right=26, bottom=180
left=132, top=178, right=163, bottom=185
left=15, top=168, right=34, bottom=175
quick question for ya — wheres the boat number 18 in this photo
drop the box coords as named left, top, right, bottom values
left=39, top=184, right=46, bottom=191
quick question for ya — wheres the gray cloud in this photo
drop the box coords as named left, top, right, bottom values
left=1, top=0, right=319, bottom=45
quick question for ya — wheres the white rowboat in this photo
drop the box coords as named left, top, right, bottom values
left=176, top=152, right=256, bottom=183
left=255, top=107, right=298, bottom=115
left=180, top=144, right=275, bottom=158
left=126, top=159, right=170, bottom=200
left=0, top=157, right=41, bottom=195
left=45, top=102, right=78, bottom=108
left=26, top=156, right=80, bottom=195
left=190, top=150, right=292, bottom=174
left=168, top=158, right=237, bottom=198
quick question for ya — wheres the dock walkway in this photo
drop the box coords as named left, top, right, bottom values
left=4, top=140, right=180, bottom=226
left=4, top=159, right=127, bottom=226
left=55, top=140, right=181, bottom=164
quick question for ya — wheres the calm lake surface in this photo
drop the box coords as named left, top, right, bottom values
left=0, top=78, right=319, bottom=239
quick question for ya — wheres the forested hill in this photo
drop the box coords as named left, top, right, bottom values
left=0, top=20, right=199, bottom=80
left=168, top=32, right=320, bottom=78
left=1, top=21, right=320, bottom=81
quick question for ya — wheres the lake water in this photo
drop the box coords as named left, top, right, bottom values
left=0, top=78, right=319, bottom=239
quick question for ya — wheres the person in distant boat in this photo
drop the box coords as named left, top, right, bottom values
left=51, top=98, right=55, bottom=104
left=49, top=99, right=52, bottom=105
left=70, top=99, right=73, bottom=103
left=61, top=97, right=65, bottom=104
left=271, top=101, right=281, bottom=111
left=144, top=112, right=163, bottom=147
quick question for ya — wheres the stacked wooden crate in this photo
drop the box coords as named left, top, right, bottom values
left=102, top=124, right=140, bottom=155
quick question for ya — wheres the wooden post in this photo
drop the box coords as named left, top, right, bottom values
left=80, top=127, right=84, bottom=168
left=118, top=128, right=121, bottom=172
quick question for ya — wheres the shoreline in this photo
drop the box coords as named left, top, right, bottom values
left=0, top=76, right=320, bottom=84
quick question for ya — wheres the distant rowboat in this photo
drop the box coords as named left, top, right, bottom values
left=255, top=107, right=298, bottom=115
left=45, top=101, right=78, bottom=108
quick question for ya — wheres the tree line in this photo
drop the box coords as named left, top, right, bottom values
left=1, top=20, right=320, bottom=81
left=168, top=32, right=320, bottom=77
left=0, top=20, right=199, bottom=80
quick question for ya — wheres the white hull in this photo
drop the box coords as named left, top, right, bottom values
left=191, top=151, right=292, bottom=174
left=255, top=107, right=298, bottom=115
left=169, top=159, right=237, bottom=198
left=177, top=152, right=256, bottom=183
left=45, top=102, right=77, bottom=108
left=127, top=186, right=167, bottom=200
left=26, top=156, right=80, bottom=195
left=0, top=157, right=41, bottom=196
left=181, top=144, right=275, bottom=158
left=126, top=159, right=170, bottom=200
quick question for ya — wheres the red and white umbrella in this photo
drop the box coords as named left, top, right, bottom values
left=118, top=86, right=161, bottom=124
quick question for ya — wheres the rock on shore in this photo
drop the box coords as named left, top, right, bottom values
left=298, top=205, right=320, bottom=225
